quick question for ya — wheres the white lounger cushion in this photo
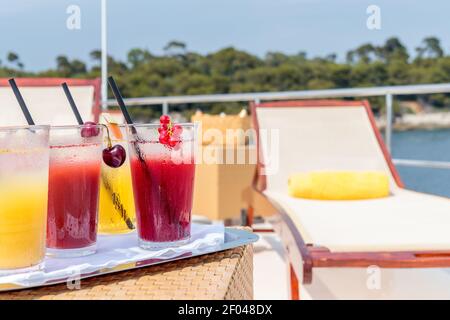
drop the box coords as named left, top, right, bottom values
left=265, top=189, right=450, bottom=252
left=256, top=106, right=399, bottom=192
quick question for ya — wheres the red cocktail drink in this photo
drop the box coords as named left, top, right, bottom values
left=47, top=161, right=101, bottom=248
left=127, top=121, right=196, bottom=249
left=131, top=157, right=195, bottom=243
left=46, top=126, right=103, bottom=257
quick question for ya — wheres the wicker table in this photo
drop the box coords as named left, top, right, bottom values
left=0, top=242, right=253, bottom=300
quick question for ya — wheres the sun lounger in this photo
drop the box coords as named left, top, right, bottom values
left=0, top=78, right=101, bottom=126
left=249, top=99, right=450, bottom=299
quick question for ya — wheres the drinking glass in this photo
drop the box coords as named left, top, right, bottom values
left=0, top=125, right=50, bottom=274
left=126, top=123, right=197, bottom=249
left=46, top=125, right=103, bottom=257
left=98, top=124, right=136, bottom=234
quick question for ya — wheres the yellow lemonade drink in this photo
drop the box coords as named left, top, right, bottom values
left=99, top=159, right=136, bottom=233
left=0, top=126, right=49, bottom=274
left=98, top=124, right=136, bottom=234
left=0, top=178, right=48, bottom=270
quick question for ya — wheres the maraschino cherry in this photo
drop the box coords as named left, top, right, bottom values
left=102, top=124, right=126, bottom=168
left=81, top=121, right=126, bottom=168
left=103, top=144, right=126, bottom=168
left=81, top=121, right=100, bottom=137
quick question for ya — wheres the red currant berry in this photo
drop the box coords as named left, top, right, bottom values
left=159, top=134, right=169, bottom=145
left=160, top=115, right=170, bottom=125
left=158, top=128, right=168, bottom=137
left=168, top=136, right=180, bottom=148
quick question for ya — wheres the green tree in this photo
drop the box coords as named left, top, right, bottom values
left=208, top=47, right=262, bottom=76
left=7, top=52, right=24, bottom=69
left=7, top=52, right=19, bottom=64
left=127, top=48, right=153, bottom=68
left=376, top=37, right=409, bottom=63
left=163, top=40, right=187, bottom=57
left=353, top=43, right=376, bottom=64
left=1, top=36, right=450, bottom=117
left=56, top=55, right=72, bottom=76
left=416, top=37, right=444, bottom=59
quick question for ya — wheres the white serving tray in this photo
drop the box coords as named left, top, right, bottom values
left=0, top=224, right=258, bottom=292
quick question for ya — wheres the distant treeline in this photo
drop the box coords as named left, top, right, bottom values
left=1, top=37, right=449, bottom=119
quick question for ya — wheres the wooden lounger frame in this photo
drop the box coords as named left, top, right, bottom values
left=0, top=77, right=102, bottom=122
left=249, top=99, right=450, bottom=299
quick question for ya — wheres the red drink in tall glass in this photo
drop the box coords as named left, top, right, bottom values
left=47, top=161, right=101, bottom=249
left=46, top=126, right=103, bottom=257
left=131, top=157, right=195, bottom=243
left=127, top=122, right=197, bottom=249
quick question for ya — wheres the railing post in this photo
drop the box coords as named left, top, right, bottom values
left=162, top=101, right=169, bottom=115
left=385, top=93, right=393, bottom=153
left=101, top=0, right=108, bottom=110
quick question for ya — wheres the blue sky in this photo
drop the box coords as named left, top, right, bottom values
left=1, top=0, right=449, bottom=71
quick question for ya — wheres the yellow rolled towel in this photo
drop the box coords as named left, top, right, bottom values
left=288, top=171, right=390, bottom=200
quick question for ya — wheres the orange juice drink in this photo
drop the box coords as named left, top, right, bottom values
left=98, top=124, right=136, bottom=234
left=0, top=126, right=49, bottom=274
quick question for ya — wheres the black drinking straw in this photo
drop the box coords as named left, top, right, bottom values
left=107, top=76, right=143, bottom=143
left=62, top=82, right=84, bottom=125
left=107, top=76, right=150, bottom=170
left=107, top=76, right=134, bottom=125
left=9, top=78, right=35, bottom=125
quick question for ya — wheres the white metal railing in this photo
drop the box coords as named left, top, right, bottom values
left=106, top=83, right=450, bottom=106
left=107, top=83, right=450, bottom=170
left=393, top=159, right=450, bottom=170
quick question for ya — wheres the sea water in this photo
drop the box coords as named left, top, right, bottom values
left=391, top=129, right=450, bottom=198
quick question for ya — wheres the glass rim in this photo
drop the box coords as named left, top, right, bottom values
left=0, top=124, right=50, bottom=132
left=50, top=124, right=103, bottom=130
left=127, top=122, right=197, bottom=129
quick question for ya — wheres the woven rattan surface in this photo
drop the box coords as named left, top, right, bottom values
left=0, top=242, right=253, bottom=300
